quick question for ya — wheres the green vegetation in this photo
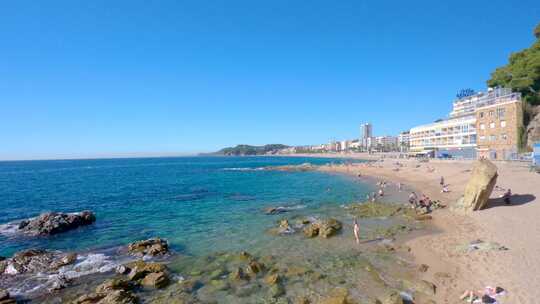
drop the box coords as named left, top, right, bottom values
left=212, top=144, right=289, bottom=156
left=487, top=22, right=540, bottom=106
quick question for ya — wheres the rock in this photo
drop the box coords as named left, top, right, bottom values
left=265, top=207, right=289, bottom=215
left=115, top=265, right=129, bottom=275
left=209, top=279, right=229, bottom=291
left=229, top=267, right=246, bottom=281
left=48, top=274, right=72, bottom=292
left=303, top=224, right=319, bottom=238
left=246, top=260, right=264, bottom=275
left=141, top=272, right=170, bottom=289
left=95, top=279, right=132, bottom=294
left=126, top=261, right=166, bottom=281
left=347, top=201, right=406, bottom=218
left=526, top=105, right=540, bottom=149
left=3, top=249, right=77, bottom=275
left=127, top=238, right=169, bottom=257
left=71, top=292, right=105, bottom=304
left=268, top=284, right=285, bottom=298
left=267, top=163, right=317, bottom=172
left=294, top=296, right=310, bottom=304
left=318, top=218, right=343, bottom=238
left=455, top=159, right=498, bottom=211
left=320, top=287, right=351, bottom=304
left=0, top=260, right=6, bottom=274
left=279, top=219, right=290, bottom=229
left=16, top=211, right=96, bottom=236
left=302, top=218, right=342, bottom=238
left=98, top=290, right=138, bottom=304
left=264, top=273, right=280, bottom=285
left=418, top=264, right=429, bottom=273
left=51, top=252, right=78, bottom=269
left=177, top=279, right=202, bottom=293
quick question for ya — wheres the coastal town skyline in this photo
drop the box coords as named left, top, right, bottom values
left=1, top=1, right=540, bottom=160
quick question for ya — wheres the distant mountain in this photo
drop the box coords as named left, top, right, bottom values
left=209, top=144, right=290, bottom=156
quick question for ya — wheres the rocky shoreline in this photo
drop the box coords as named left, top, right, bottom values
left=0, top=166, right=444, bottom=304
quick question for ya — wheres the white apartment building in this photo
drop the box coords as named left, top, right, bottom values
left=409, top=115, right=477, bottom=155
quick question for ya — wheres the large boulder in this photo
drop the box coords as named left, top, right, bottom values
left=16, top=211, right=96, bottom=236
left=455, top=159, right=498, bottom=211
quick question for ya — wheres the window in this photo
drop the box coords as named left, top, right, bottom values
left=501, top=134, right=508, bottom=140
left=489, top=135, right=497, bottom=141
left=490, top=122, right=495, bottom=129
left=480, top=135, right=485, bottom=141
left=479, top=112, right=484, bottom=118
left=497, top=108, right=506, bottom=119
left=480, top=123, right=485, bottom=130
left=501, top=121, right=506, bottom=128
left=489, top=110, right=494, bottom=117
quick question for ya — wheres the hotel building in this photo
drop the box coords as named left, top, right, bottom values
left=409, top=87, right=523, bottom=160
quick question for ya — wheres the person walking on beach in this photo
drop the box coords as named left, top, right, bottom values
left=440, top=176, right=445, bottom=187
left=397, top=182, right=402, bottom=192
left=353, top=219, right=360, bottom=244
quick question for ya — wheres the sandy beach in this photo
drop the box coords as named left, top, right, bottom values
left=291, top=152, right=540, bottom=303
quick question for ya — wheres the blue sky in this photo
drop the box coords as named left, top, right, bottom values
left=1, top=1, right=539, bottom=160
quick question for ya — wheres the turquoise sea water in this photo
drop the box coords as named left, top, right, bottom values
left=0, top=156, right=372, bottom=257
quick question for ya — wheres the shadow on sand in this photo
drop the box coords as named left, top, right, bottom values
left=486, top=194, right=536, bottom=209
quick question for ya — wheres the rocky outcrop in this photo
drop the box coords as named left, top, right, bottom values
left=16, top=211, right=96, bottom=236
left=454, top=159, right=498, bottom=211
left=71, top=260, right=169, bottom=303
left=266, top=163, right=317, bottom=172
left=126, top=238, right=169, bottom=257
left=526, top=105, right=540, bottom=149
left=303, top=218, right=343, bottom=239
left=2, top=249, right=77, bottom=275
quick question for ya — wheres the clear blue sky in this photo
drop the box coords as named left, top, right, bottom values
left=1, top=1, right=539, bottom=160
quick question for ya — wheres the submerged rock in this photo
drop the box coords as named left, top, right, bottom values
left=16, top=211, right=96, bottom=236
left=125, top=260, right=167, bottom=281
left=126, top=238, right=169, bottom=257
left=346, top=202, right=408, bottom=218
left=320, top=287, right=351, bottom=304
left=265, top=163, right=317, bottom=172
left=454, top=159, right=498, bottom=211
left=141, top=272, right=170, bottom=289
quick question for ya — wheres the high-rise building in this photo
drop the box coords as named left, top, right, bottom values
left=360, top=123, right=373, bottom=150
left=361, top=123, right=373, bottom=139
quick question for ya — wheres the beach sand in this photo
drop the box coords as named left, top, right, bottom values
left=294, top=153, right=540, bottom=304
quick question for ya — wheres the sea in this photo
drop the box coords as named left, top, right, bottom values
left=0, top=156, right=422, bottom=303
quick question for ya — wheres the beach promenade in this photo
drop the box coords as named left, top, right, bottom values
left=297, top=153, right=540, bottom=303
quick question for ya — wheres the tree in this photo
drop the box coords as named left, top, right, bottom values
left=487, top=22, right=540, bottom=106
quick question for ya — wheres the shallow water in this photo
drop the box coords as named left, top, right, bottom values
left=0, top=156, right=427, bottom=303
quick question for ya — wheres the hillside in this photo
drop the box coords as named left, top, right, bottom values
left=211, top=144, right=290, bottom=156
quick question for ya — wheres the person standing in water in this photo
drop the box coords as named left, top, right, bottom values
left=353, top=219, right=360, bottom=244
